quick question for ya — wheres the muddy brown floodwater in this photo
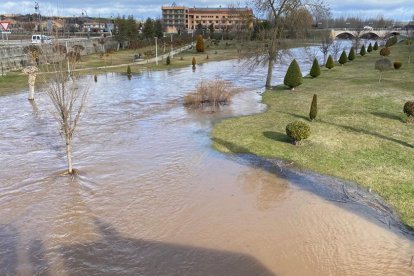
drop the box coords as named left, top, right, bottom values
left=1, top=50, right=414, bottom=275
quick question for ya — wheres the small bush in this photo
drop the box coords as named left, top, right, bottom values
left=373, top=41, right=379, bottom=51
left=326, top=55, right=334, bottom=69
left=338, top=50, right=348, bottom=65
left=380, top=47, right=391, bottom=57
left=67, top=51, right=81, bottom=62
left=192, top=56, right=196, bottom=69
left=360, top=45, right=366, bottom=56
left=367, top=43, right=373, bottom=52
left=180, top=56, right=183, bottom=60
left=348, top=47, right=355, bottom=61
left=196, top=35, right=205, bottom=52
left=284, top=59, right=303, bottom=90
left=286, top=121, right=311, bottom=145
left=309, top=94, right=317, bottom=121
left=403, top=101, right=414, bottom=122
left=184, top=79, right=238, bottom=109
left=385, top=36, right=398, bottom=47
left=393, top=61, right=402, bottom=69
left=206, top=55, right=209, bottom=59
left=166, top=55, right=171, bottom=65
left=94, top=75, right=97, bottom=82
left=310, top=58, right=320, bottom=78
left=127, top=65, right=131, bottom=75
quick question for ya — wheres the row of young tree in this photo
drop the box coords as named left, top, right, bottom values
left=113, top=16, right=163, bottom=44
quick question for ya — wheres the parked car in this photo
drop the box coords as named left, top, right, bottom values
left=31, top=34, right=52, bottom=44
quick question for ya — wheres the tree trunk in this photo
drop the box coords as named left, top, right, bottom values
left=66, top=142, right=73, bottom=174
left=265, top=57, right=274, bottom=89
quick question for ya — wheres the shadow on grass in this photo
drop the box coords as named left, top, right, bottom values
left=263, top=131, right=291, bottom=143
left=371, top=112, right=404, bottom=122
left=323, top=120, right=414, bottom=148
left=212, top=137, right=414, bottom=237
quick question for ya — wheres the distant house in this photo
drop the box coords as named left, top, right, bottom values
left=83, top=21, right=106, bottom=32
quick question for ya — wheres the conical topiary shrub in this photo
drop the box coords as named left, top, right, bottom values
left=196, top=35, right=204, bottom=53
left=192, top=56, right=196, bottom=69
left=367, top=43, right=373, bottom=53
left=348, top=47, right=356, bottom=61
left=338, top=50, right=348, bottom=65
left=284, top=59, right=303, bottom=90
left=326, top=55, right=334, bottom=69
left=310, top=58, right=321, bottom=78
left=166, top=55, right=171, bottom=65
left=360, top=45, right=366, bottom=56
left=309, top=94, right=318, bottom=121
left=373, top=41, right=379, bottom=51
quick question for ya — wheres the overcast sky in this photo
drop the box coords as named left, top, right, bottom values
left=2, top=0, right=414, bottom=21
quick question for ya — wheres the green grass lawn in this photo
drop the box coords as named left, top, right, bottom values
left=0, top=72, right=27, bottom=96
left=212, top=43, right=414, bottom=228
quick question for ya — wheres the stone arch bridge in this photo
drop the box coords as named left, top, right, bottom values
left=330, top=28, right=403, bottom=39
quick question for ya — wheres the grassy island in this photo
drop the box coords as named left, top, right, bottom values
left=212, top=43, right=414, bottom=228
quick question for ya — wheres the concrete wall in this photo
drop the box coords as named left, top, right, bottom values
left=0, top=38, right=118, bottom=74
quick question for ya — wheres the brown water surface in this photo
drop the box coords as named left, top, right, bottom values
left=1, top=56, right=413, bottom=275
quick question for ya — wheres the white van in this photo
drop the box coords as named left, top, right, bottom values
left=31, top=34, right=52, bottom=44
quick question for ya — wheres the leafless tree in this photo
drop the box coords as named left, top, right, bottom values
left=40, top=44, right=89, bottom=174
left=246, top=0, right=328, bottom=88
left=330, top=39, right=343, bottom=61
left=319, top=33, right=333, bottom=64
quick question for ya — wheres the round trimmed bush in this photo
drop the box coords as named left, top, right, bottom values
left=380, top=47, right=391, bottom=57
left=393, top=61, right=402, bottom=69
left=360, top=45, right=366, bottom=56
left=367, top=43, right=373, bottom=52
left=284, top=59, right=303, bottom=90
left=373, top=42, right=379, bottom=51
left=403, top=101, right=414, bottom=119
left=286, top=121, right=311, bottom=144
left=348, top=47, right=355, bottom=61
left=310, top=58, right=320, bottom=78
left=338, top=50, right=348, bottom=65
left=326, top=55, right=334, bottom=69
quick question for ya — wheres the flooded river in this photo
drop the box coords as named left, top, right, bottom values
left=1, top=47, right=414, bottom=275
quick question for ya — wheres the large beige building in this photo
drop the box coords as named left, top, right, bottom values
left=161, top=4, right=253, bottom=33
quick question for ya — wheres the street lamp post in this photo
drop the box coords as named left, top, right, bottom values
left=154, top=37, right=158, bottom=65
left=170, top=34, right=173, bottom=58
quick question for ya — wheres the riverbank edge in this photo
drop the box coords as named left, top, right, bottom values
left=217, top=151, right=414, bottom=237
left=211, top=43, right=414, bottom=230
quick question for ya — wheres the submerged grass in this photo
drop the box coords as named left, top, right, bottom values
left=212, top=44, right=414, bottom=228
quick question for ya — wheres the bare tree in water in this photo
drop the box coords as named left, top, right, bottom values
left=246, top=0, right=328, bottom=88
left=41, top=43, right=89, bottom=174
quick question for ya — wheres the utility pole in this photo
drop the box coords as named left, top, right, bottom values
left=66, top=41, right=70, bottom=74
left=154, top=37, right=158, bottom=65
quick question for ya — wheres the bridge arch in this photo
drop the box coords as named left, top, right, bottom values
left=384, top=32, right=400, bottom=38
left=360, top=32, right=380, bottom=39
left=335, top=32, right=354, bottom=39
